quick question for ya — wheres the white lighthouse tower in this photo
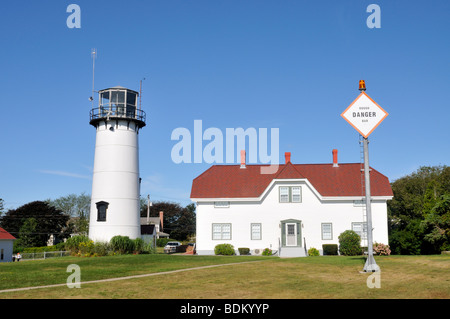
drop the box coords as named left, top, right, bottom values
left=88, top=86, right=146, bottom=242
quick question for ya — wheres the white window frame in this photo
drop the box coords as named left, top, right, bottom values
left=214, top=201, right=230, bottom=208
left=279, top=186, right=302, bottom=203
left=321, top=223, right=333, bottom=240
left=279, top=187, right=289, bottom=203
left=251, top=223, right=262, bottom=240
left=212, top=223, right=231, bottom=240
left=353, top=200, right=366, bottom=207
left=352, top=222, right=367, bottom=240
left=291, top=186, right=302, bottom=203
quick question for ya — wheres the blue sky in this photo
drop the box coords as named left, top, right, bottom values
left=1, top=0, right=449, bottom=210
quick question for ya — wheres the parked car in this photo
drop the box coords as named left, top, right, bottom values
left=164, top=241, right=181, bottom=254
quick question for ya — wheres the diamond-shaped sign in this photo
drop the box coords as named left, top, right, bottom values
left=341, top=91, right=388, bottom=138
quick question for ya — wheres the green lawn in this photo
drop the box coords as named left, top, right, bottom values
left=0, top=254, right=449, bottom=299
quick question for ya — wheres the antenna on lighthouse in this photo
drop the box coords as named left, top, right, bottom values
left=90, top=48, right=97, bottom=107
left=139, top=77, right=146, bottom=110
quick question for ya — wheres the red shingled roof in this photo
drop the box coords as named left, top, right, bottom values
left=190, top=162, right=393, bottom=199
left=0, top=227, right=16, bottom=240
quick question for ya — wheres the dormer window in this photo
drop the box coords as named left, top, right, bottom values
left=279, top=186, right=302, bottom=203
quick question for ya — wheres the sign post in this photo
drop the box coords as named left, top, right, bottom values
left=341, top=80, right=388, bottom=272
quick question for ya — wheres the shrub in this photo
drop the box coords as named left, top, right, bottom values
left=373, top=242, right=391, bottom=256
left=262, top=248, right=272, bottom=256
left=214, top=243, right=235, bottom=255
left=93, top=242, right=111, bottom=256
left=78, top=240, right=95, bottom=256
left=142, top=242, right=157, bottom=254
left=65, top=235, right=90, bottom=253
left=238, top=247, right=250, bottom=255
left=308, top=247, right=320, bottom=256
left=322, top=244, right=338, bottom=255
left=338, top=230, right=362, bottom=256
left=110, top=235, right=134, bottom=254
left=22, top=243, right=65, bottom=253
left=133, top=238, right=145, bottom=253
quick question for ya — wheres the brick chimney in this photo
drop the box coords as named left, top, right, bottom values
left=285, top=152, right=291, bottom=164
left=332, top=149, right=339, bottom=167
left=240, top=150, right=246, bottom=169
left=159, top=211, right=164, bottom=231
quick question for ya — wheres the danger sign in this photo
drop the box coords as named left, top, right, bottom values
left=341, top=91, right=388, bottom=138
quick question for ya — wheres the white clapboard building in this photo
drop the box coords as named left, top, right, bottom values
left=191, top=150, right=393, bottom=257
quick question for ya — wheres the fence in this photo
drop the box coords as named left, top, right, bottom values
left=19, top=251, right=71, bottom=261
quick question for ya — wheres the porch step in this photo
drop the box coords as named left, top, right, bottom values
left=278, top=246, right=307, bottom=258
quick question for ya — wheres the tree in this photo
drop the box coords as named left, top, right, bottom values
left=422, top=194, right=450, bottom=252
left=15, top=218, right=41, bottom=248
left=388, top=165, right=450, bottom=254
left=140, top=200, right=195, bottom=241
left=0, top=201, right=70, bottom=247
left=0, top=198, right=4, bottom=216
left=47, top=193, right=91, bottom=235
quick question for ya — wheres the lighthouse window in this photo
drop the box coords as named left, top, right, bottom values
left=100, top=91, right=110, bottom=117
left=96, top=201, right=109, bottom=222
left=111, top=91, right=125, bottom=115
left=101, top=91, right=110, bottom=106
left=126, top=92, right=137, bottom=117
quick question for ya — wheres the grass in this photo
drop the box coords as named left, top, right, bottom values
left=0, top=254, right=449, bottom=299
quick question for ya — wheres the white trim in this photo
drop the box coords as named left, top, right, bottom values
left=191, top=177, right=393, bottom=203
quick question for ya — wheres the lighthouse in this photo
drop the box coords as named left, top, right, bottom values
left=88, top=86, right=146, bottom=242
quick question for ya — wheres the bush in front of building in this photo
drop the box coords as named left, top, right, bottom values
left=308, top=247, right=320, bottom=256
left=338, top=230, right=362, bottom=256
left=214, top=243, right=235, bottom=255
left=65, top=235, right=90, bottom=253
left=110, top=235, right=135, bottom=254
left=322, top=244, right=338, bottom=255
left=373, top=242, right=391, bottom=256
left=238, top=247, right=250, bottom=255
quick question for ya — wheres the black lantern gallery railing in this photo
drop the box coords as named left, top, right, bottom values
left=89, top=106, right=146, bottom=128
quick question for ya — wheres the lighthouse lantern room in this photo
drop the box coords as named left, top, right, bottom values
left=88, top=86, right=146, bottom=242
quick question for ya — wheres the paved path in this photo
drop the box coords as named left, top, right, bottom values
left=0, top=260, right=267, bottom=294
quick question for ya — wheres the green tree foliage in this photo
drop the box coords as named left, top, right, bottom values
left=47, top=193, right=91, bottom=235
left=338, top=230, right=362, bottom=256
left=388, top=165, right=450, bottom=254
left=0, top=201, right=69, bottom=247
left=16, top=217, right=41, bottom=248
left=140, top=200, right=195, bottom=241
